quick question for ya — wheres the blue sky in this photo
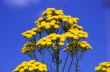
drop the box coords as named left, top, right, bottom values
left=0, top=0, right=108, bottom=72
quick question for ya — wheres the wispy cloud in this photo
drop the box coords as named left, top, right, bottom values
left=4, top=0, right=39, bottom=8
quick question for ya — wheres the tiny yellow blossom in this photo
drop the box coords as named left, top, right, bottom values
left=45, top=25, right=51, bottom=29
left=54, top=25, right=60, bottom=29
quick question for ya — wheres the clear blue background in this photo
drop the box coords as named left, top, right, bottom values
left=0, top=0, right=107, bottom=72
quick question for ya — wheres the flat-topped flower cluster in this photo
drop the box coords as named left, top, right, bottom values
left=95, top=62, right=110, bottom=72
left=13, top=60, right=48, bottom=72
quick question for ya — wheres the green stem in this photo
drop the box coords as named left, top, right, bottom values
left=27, top=53, right=34, bottom=59
left=75, top=50, right=79, bottom=72
left=62, top=52, right=69, bottom=72
left=55, top=49, right=59, bottom=72
left=68, top=53, right=74, bottom=72
left=75, top=41, right=79, bottom=72
left=33, top=51, right=37, bottom=61
left=42, top=50, right=45, bottom=63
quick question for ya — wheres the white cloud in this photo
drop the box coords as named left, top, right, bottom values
left=4, top=0, right=39, bottom=8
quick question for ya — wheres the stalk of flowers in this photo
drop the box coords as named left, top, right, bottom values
left=36, top=19, right=60, bottom=34
left=64, top=28, right=88, bottom=40
left=62, top=24, right=89, bottom=53
left=21, top=42, right=36, bottom=54
left=63, top=41, right=92, bottom=52
left=13, top=60, right=48, bottom=72
left=22, top=27, right=43, bottom=39
left=21, top=42, right=38, bottom=60
left=95, top=62, right=110, bottom=72
left=36, top=33, right=65, bottom=72
left=36, top=33, right=65, bottom=48
left=61, top=24, right=91, bottom=72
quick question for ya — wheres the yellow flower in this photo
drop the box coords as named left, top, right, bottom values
left=46, top=8, right=53, bottom=11
left=59, top=42, right=64, bottom=46
left=47, top=14, right=52, bottom=17
left=47, top=11, right=52, bottom=15
left=29, top=60, right=36, bottom=64
left=38, top=67, right=44, bottom=72
left=73, top=35, right=79, bottom=40
left=34, top=62, right=41, bottom=66
left=62, top=18, right=68, bottom=22
left=37, top=28, right=43, bottom=33
left=51, top=20, right=56, bottom=23
left=78, top=26, right=83, bottom=30
left=31, top=31, right=36, bottom=35
left=47, top=42, right=52, bottom=46
left=68, top=18, right=73, bottom=24
left=95, top=67, right=101, bottom=71
left=107, top=68, right=110, bottom=72
left=54, top=25, right=60, bottom=29
left=50, top=22, right=55, bottom=26
left=46, top=17, right=52, bottom=21
left=50, top=8, right=55, bottom=11
left=73, top=18, right=79, bottom=23
left=41, top=21, right=46, bottom=27
left=52, top=36, right=57, bottom=40
left=32, top=28, right=38, bottom=32
left=22, top=47, right=27, bottom=54
left=38, top=17, right=44, bottom=22
left=26, top=34, right=33, bottom=39
left=24, top=66, right=28, bottom=70
left=49, top=33, right=56, bottom=38
left=19, top=68, right=24, bottom=72
left=95, top=62, right=110, bottom=72
left=41, top=41, right=46, bottom=46
left=102, top=67, right=106, bottom=71
left=46, top=39, right=51, bottom=42
left=60, top=37, right=66, bottom=42
left=44, top=68, right=48, bottom=71
left=45, top=25, right=51, bottom=29
left=83, top=33, right=88, bottom=38
left=55, top=10, right=63, bottom=15
left=13, top=67, right=19, bottom=72
left=28, top=63, right=32, bottom=67
left=80, top=44, right=86, bottom=48
left=53, top=16, right=59, bottom=19
left=106, top=64, right=110, bottom=67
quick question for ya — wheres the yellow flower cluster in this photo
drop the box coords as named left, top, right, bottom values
left=22, top=27, right=43, bottom=39
left=63, top=41, right=91, bottom=52
left=35, top=18, right=60, bottom=30
left=78, top=41, right=92, bottom=50
left=95, top=62, right=110, bottom=72
left=22, top=42, right=36, bottom=54
left=13, top=60, right=48, bottom=72
left=42, top=8, right=79, bottom=25
left=42, top=8, right=64, bottom=16
left=36, top=33, right=65, bottom=47
left=35, top=8, right=79, bottom=31
left=36, top=24, right=89, bottom=48
left=65, top=28, right=88, bottom=40
left=63, top=42, right=74, bottom=52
